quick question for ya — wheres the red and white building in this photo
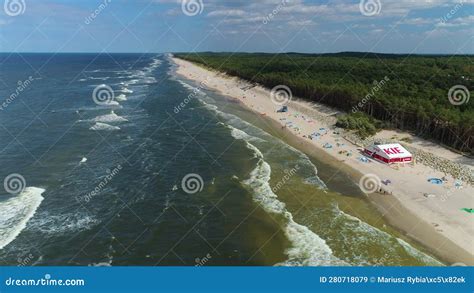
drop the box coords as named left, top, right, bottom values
left=363, top=143, right=413, bottom=164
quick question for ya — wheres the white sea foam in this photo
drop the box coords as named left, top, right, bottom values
left=120, top=88, right=133, bottom=94
left=0, top=187, right=45, bottom=250
left=115, top=94, right=127, bottom=102
left=90, top=122, right=121, bottom=131
left=93, top=111, right=128, bottom=123
left=141, top=76, right=157, bottom=84
left=203, top=98, right=326, bottom=189
left=89, top=77, right=109, bottom=81
left=231, top=126, right=345, bottom=266
left=106, top=101, right=121, bottom=106
left=124, top=79, right=139, bottom=86
left=178, top=80, right=207, bottom=96
left=228, top=126, right=264, bottom=159
left=90, top=240, right=115, bottom=267
left=29, top=213, right=98, bottom=234
left=244, top=158, right=347, bottom=266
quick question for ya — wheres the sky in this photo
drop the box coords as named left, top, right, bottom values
left=0, top=0, right=472, bottom=54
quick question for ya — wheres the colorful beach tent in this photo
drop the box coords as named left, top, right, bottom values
left=363, top=143, right=412, bottom=164
left=461, top=208, right=474, bottom=214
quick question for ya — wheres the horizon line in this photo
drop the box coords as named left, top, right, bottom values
left=0, top=51, right=473, bottom=56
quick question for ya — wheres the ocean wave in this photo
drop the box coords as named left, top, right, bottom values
left=28, top=213, right=98, bottom=235
left=202, top=98, right=326, bottom=189
left=142, top=59, right=161, bottom=74
left=140, top=77, right=157, bottom=84
left=227, top=124, right=265, bottom=143
left=88, top=77, right=110, bottom=81
left=243, top=158, right=347, bottom=266
left=0, top=187, right=45, bottom=250
left=228, top=125, right=264, bottom=159
left=90, top=238, right=115, bottom=267
left=230, top=125, right=345, bottom=266
left=396, top=238, right=442, bottom=266
left=119, top=88, right=133, bottom=94
left=90, top=122, right=121, bottom=131
left=123, top=79, right=140, bottom=86
left=178, top=80, right=209, bottom=98
left=92, top=111, right=128, bottom=123
left=335, top=209, right=442, bottom=266
left=115, top=94, right=127, bottom=102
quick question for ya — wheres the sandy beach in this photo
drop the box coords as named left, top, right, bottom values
left=173, top=57, right=474, bottom=265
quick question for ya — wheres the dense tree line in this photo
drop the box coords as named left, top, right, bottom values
left=175, top=52, right=473, bottom=155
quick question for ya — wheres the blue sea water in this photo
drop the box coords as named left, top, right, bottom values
left=0, top=53, right=442, bottom=266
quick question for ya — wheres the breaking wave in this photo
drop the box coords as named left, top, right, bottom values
left=0, top=187, right=45, bottom=250
left=90, top=122, right=121, bottom=131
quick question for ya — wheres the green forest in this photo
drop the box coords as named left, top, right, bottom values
left=175, top=52, right=473, bottom=155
